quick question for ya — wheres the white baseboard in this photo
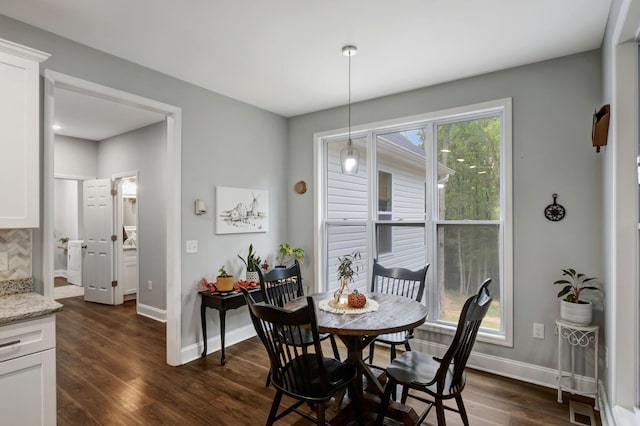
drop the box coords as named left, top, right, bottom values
left=137, top=303, right=166, bottom=322
left=180, top=323, right=257, bottom=365
left=54, top=270, right=67, bottom=278
left=412, top=339, right=596, bottom=393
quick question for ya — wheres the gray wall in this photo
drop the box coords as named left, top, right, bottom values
left=54, top=135, right=98, bottom=177
left=52, top=178, right=78, bottom=273
left=288, top=50, right=603, bottom=372
left=98, top=122, right=166, bottom=309
left=0, top=15, right=289, bottom=350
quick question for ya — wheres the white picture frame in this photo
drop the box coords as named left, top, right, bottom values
left=215, top=186, right=269, bottom=234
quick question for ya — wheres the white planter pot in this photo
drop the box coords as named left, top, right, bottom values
left=246, top=271, right=260, bottom=283
left=560, top=300, right=593, bottom=325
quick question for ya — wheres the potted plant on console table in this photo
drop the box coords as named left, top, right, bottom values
left=238, top=244, right=261, bottom=283
left=216, top=265, right=235, bottom=292
left=553, top=268, right=599, bottom=325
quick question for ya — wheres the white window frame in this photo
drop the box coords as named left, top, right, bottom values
left=313, top=98, right=512, bottom=347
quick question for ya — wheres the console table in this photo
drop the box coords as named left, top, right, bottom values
left=556, top=319, right=599, bottom=410
left=199, top=288, right=262, bottom=365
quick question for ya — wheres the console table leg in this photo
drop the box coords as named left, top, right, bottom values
left=220, top=309, right=227, bottom=365
left=201, top=301, right=207, bottom=358
left=557, top=326, right=563, bottom=403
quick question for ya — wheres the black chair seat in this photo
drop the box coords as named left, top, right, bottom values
left=374, top=331, right=411, bottom=345
left=385, top=351, right=464, bottom=399
left=282, top=354, right=357, bottom=399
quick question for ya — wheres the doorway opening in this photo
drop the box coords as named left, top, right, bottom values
left=43, top=71, right=182, bottom=366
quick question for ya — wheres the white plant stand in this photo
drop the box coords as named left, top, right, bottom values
left=556, top=319, right=599, bottom=411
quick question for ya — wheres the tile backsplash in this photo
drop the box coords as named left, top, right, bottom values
left=0, top=229, right=32, bottom=280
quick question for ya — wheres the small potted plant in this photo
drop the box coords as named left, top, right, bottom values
left=333, top=251, right=362, bottom=304
left=238, top=244, right=261, bottom=283
left=58, top=236, right=70, bottom=249
left=216, top=265, right=235, bottom=292
left=276, top=243, right=304, bottom=267
left=554, top=268, right=599, bottom=325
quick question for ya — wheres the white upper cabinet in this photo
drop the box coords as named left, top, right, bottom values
left=0, top=39, right=49, bottom=228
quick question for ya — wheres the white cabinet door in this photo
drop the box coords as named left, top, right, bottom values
left=0, top=348, right=56, bottom=426
left=0, top=39, right=49, bottom=228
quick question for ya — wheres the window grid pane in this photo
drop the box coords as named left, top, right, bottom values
left=437, top=116, right=501, bottom=221
left=326, top=137, right=368, bottom=220
left=436, top=224, right=501, bottom=331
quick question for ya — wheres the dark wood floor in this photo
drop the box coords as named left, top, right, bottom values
left=54, top=276, right=68, bottom=287
left=56, top=296, right=599, bottom=425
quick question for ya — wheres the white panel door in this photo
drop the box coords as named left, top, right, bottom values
left=83, top=179, right=115, bottom=304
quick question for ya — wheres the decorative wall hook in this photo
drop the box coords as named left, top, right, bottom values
left=544, top=194, right=566, bottom=222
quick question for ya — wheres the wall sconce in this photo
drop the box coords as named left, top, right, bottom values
left=194, top=199, right=207, bottom=215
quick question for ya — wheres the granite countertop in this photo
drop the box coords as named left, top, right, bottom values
left=0, top=278, right=63, bottom=325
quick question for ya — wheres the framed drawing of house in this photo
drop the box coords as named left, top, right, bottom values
left=215, top=186, right=269, bottom=234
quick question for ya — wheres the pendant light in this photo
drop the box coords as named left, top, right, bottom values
left=340, top=45, right=359, bottom=174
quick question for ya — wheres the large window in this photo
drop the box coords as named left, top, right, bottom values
left=317, top=99, right=512, bottom=345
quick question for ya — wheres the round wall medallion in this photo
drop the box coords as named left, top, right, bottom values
left=295, top=180, right=307, bottom=194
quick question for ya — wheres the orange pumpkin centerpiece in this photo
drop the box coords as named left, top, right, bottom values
left=347, top=290, right=367, bottom=308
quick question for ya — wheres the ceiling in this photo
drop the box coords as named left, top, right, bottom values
left=0, top=0, right=612, bottom=118
left=54, top=88, right=165, bottom=141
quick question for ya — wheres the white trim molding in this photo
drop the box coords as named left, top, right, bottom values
left=412, top=338, right=597, bottom=395
left=42, top=70, right=182, bottom=366
left=137, top=303, right=166, bottom=323
left=180, top=324, right=257, bottom=365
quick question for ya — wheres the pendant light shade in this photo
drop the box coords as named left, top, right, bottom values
left=341, top=45, right=359, bottom=175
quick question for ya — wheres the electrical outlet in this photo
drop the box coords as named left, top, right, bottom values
left=186, top=240, right=198, bottom=254
left=147, top=280, right=152, bottom=291
left=533, top=323, right=545, bottom=340
left=0, top=252, right=7, bottom=271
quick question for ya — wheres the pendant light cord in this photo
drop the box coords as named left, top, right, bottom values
left=348, top=52, right=352, bottom=145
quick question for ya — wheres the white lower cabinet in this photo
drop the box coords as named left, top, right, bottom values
left=0, top=316, right=56, bottom=425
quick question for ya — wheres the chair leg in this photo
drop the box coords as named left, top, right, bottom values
left=404, top=341, right=412, bottom=352
left=389, top=344, right=397, bottom=401
left=435, top=397, right=446, bottom=426
left=316, top=402, right=325, bottom=426
left=368, top=341, right=376, bottom=364
left=329, top=335, right=340, bottom=360
left=375, top=377, right=395, bottom=426
left=266, top=389, right=283, bottom=426
left=265, top=369, right=271, bottom=387
left=455, top=394, right=469, bottom=426
left=400, top=385, right=409, bottom=404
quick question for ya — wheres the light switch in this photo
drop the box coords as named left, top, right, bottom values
left=0, top=252, right=8, bottom=271
left=186, top=240, right=198, bottom=254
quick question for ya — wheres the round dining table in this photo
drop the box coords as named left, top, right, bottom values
left=286, top=291, right=428, bottom=424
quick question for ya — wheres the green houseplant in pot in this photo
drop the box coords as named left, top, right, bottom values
left=333, top=251, right=362, bottom=304
left=216, top=265, right=235, bottom=292
left=238, top=244, right=261, bottom=283
left=554, top=268, right=599, bottom=325
left=276, top=243, right=304, bottom=267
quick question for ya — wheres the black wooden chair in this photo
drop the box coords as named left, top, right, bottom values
left=241, top=289, right=362, bottom=426
left=366, top=260, right=429, bottom=366
left=259, top=261, right=340, bottom=362
left=375, top=278, right=492, bottom=426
